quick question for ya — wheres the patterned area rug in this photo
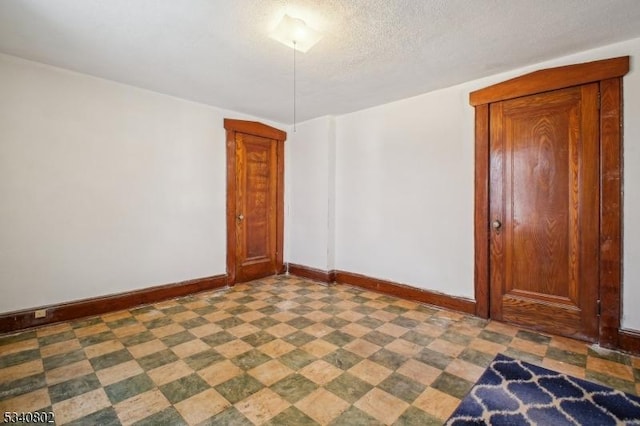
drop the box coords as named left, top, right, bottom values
left=446, top=353, right=640, bottom=425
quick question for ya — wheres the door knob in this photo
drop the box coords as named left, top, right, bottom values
left=237, top=214, right=244, bottom=221
left=492, top=220, right=502, bottom=229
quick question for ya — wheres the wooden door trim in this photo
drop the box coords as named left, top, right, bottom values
left=224, top=119, right=287, bottom=285
left=471, top=57, right=629, bottom=347
left=470, top=56, right=629, bottom=106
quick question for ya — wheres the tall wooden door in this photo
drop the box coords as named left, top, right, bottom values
left=224, top=119, right=286, bottom=284
left=489, top=84, right=600, bottom=341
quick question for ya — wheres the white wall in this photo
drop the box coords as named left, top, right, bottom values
left=0, top=53, right=284, bottom=313
left=327, top=37, right=640, bottom=328
left=286, top=116, right=336, bottom=271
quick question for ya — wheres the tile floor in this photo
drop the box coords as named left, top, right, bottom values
left=1, top=275, right=639, bottom=425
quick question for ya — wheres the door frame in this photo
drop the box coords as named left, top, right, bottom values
left=223, top=119, right=287, bottom=285
left=469, top=56, right=629, bottom=346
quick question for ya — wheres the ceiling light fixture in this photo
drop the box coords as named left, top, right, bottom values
left=270, top=14, right=323, bottom=131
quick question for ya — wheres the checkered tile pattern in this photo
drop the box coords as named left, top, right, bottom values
left=1, top=275, right=639, bottom=425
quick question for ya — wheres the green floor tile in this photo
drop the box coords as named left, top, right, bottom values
left=391, top=316, right=420, bottom=329
left=137, top=349, right=179, bottom=370
left=283, top=331, right=315, bottom=347
left=38, top=330, right=76, bottom=347
left=202, top=407, right=253, bottom=426
left=279, top=349, right=317, bottom=370
left=133, top=407, right=188, bottom=426
left=458, top=348, right=495, bottom=368
left=324, top=348, right=363, bottom=370
left=89, top=348, right=133, bottom=370
left=265, top=407, right=319, bottom=426
left=515, top=330, right=551, bottom=345
left=232, top=349, right=271, bottom=370
left=67, top=407, right=120, bottom=426
left=329, top=405, right=383, bottom=426
left=78, top=331, right=116, bottom=347
left=242, top=331, right=277, bottom=347
left=286, top=317, right=315, bottom=329
left=184, top=349, right=225, bottom=371
left=400, top=331, right=433, bottom=346
left=545, top=346, right=587, bottom=367
left=478, top=330, right=512, bottom=345
left=43, top=349, right=86, bottom=371
left=201, top=331, right=236, bottom=347
left=49, top=373, right=102, bottom=404
left=0, top=348, right=41, bottom=368
left=159, top=373, right=210, bottom=404
left=369, top=348, right=408, bottom=370
left=431, top=371, right=473, bottom=399
left=214, top=374, right=264, bottom=404
left=378, top=372, right=426, bottom=403
left=393, top=406, right=442, bottom=426
left=0, top=373, right=46, bottom=400
left=415, top=348, right=453, bottom=370
left=362, top=331, right=395, bottom=346
left=270, top=374, right=318, bottom=403
left=325, top=372, right=373, bottom=403
left=104, top=373, right=155, bottom=404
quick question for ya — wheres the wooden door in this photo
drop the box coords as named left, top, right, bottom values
left=224, top=119, right=286, bottom=284
left=489, top=84, right=600, bottom=341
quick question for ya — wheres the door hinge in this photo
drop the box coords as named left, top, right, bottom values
left=597, top=92, right=601, bottom=110
left=597, top=299, right=601, bottom=316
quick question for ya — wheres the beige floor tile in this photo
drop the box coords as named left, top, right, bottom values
left=397, top=359, right=442, bottom=386
left=549, top=335, right=589, bottom=354
left=340, top=323, right=371, bottom=337
left=114, top=389, right=170, bottom=426
left=265, top=323, right=298, bottom=338
left=171, top=339, right=210, bottom=358
left=101, top=311, right=132, bottom=323
left=36, top=323, right=72, bottom=337
left=74, top=323, right=110, bottom=338
left=369, top=310, right=397, bottom=322
left=509, top=337, right=548, bottom=357
left=245, top=300, right=269, bottom=310
left=485, top=321, right=519, bottom=336
left=199, top=360, right=243, bottom=387
left=45, top=360, right=90, bottom=386
left=133, top=310, right=164, bottom=323
left=428, top=338, right=465, bottom=357
left=249, top=360, right=293, bottom=386
left=416, top=323, right=445, bottom=337
left=0, top=338, right=39, bottom=357
left=0, top=388, right=50, bottom=412
left=171, top=311, right=199, bottom=323
left=189, top=323, right=223, bottom=338
left=348, top=359, right=393, bottom=385
left=295, top=388, right=349, bottom=424
left=127, top=339, right=167, bottom=359
left=402, top=310, right=431, bottom=322
left=299, top=360, right=343, bottom=385
left=302, top=323, right=333, bottom=338
left=113, top=323, right=147, bottom=338
left=344, top=339, right=382, bottom=358
left=228, top=323, right=260, bottom=338
left=385, top=339, right=422, bottom=357
left=587, top=357, right=634, bottom=381
left=632, top=357, right=640, bottom=369
left=214, top=340, right=253, bottom=358
left=413, top=387, right=461, bottom=420
left=236, top=388, right=290, bottom=425
left=40, top=338, right=82, bottom=358
left=376, top=323, right=408, bottom=337
left=175, top=388, right=230, bottom=425
left=150, top=323, right=185, bottom=339
left=337, top=310, right=365, bottom=322
left=469, top=337, right=507, bottom=355
left=147, top=360, right=192, bottom=386
left=96, top=360, right=144, bottom=386
left=258, top=339, right=296, bottom=358
left=182, top=300, right=209, bottom=310
left=301, top=339, right=338, bottom=358
left=450, top=323, right=483, bottom=337
left=52, top=388, right=110, bottom=424
left=542, top=358, right=586, bottom=379
left=445, top=358, right=486, bottom=382
left=237, top=310, right=265, bottom=322
left=354, top=388, right=409, bottom=424
left=84, top=340, right=125, bottom=359
left=154, top=300, right=179, bottom=310
left=304, top=311, right=331, bottom=322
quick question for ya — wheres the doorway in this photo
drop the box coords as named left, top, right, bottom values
left=470, top=57, right=629, bottom=345
left=224, top=119, right=286, bottom=284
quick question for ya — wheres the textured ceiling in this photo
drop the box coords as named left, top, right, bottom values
left=1, top=0, right=640, bottom=124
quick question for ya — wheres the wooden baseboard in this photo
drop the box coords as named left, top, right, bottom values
left=618, top=329, right=640, bottom=355
left=287, top=263, right=335, bottom=284
left=334, top=270, right=477, bottom=315
left=0, top=274, right=228, bottom=334
left=287, top=263, right=476, bottom=315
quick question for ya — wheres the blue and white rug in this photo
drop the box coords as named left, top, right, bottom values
left=446, top=353, right=640, bottom=425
